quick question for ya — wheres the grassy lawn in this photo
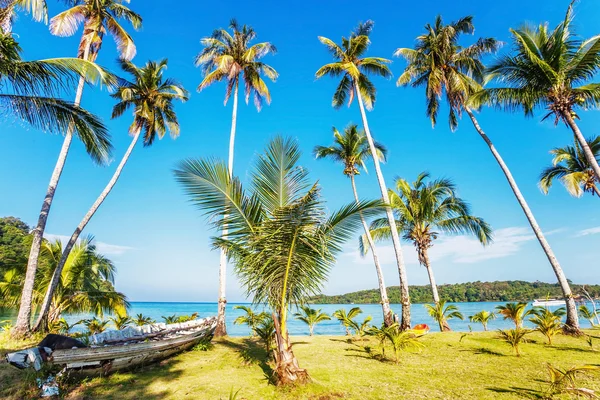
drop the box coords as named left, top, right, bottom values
left=1, top=330, right=599, bottom=399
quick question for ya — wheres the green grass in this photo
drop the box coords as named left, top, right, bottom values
left=1, top=330, right=599, bottom=399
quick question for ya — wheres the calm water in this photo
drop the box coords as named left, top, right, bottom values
left=1, top=302, right=595, bottom=335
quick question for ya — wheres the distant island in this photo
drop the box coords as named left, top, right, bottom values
left=309, top=281, right=600, bottom=304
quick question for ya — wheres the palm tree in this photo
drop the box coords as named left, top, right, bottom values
left=384, top=324, right=423, bottom=364
left=578, top=305, right=598, bottom=327
left=481, top=2, right=600, bottom=182
left=529, top=307, right=565, bottom=345
left=496, top=302, right=534, bottom=329
left=425, top=301, right=464, bottom=332
left=33, top=59, right=188, bottom=332
left=14, top=0, right=141, bottom=337
left=133, top=313, right=154, bottom=326
left=109, top=314, right=132, bottom=330
left=84, top=317, right=109, bottom=335
left=162, top=315, right=178, bottom=324
left=195, top=19, right=277, bottom=337
left=314, top=124, right=393, bottom=326
left=254, top=315, right=275, bottom=354
left=332, top=307, right=363, bottom=336
left=396, top=14, right=580, bottom=333
left=0, top=0, right=47, bottom=33
left=174, top=136, right=382, bottom=385
left=498, top=328, right=530, bottom=357
left=364, top=172, right=491, bottom=314
left=293, top=306, right=330, bottom=336
left=469, top=310, right=496, bottom=331
left=316, top=20, right=411, bottom=330
left=233, top=305, right=268, bottom=336
left=540, top=136, right=600, bottom=198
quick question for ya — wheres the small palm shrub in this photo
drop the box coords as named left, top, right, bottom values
left=48, top=318, right=82, bottom=335
left=496, top=302, right=533, bottom=328
left=578, top=305, right=598, bottom=327
left=332, top=307, right=363, bottom=336
left=425, top=301, right=464, bottom=332
left=178, top=312, right=199, bottom=323
left=529, top=308, right=564, bottom=345
left=469, top=311, right=496, bottom=331
left=133, top=314, right=155, bottom=326
left=110, top=315, right=132, bottom=330
left=545, top=364, right=600, bottom=399
left=162, top=314, right=179, bottom=324
left=293, top=306, right=331, bottom=336
left=498, top=328, right=531, bottom=356
left=192, top=339, right=214, bottom=352
left=384, top=325, right=424, bottom=364
left=84, top=318, right=109, bottom=335
left=1, top=320, right=12, bottom=332
left=233, top=306, right=268, bottom=336
left=349, top=315, right=373, bottom=338
left=254, top=315, right=276, bottom=354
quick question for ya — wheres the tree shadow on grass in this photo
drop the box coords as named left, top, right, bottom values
left=462, top=347, right=506, bottom=357
left=553, top=346, right=595, bottom=353
left=487, top=386, right=545, bottom=399
left=218, top=338, right=275, bottom=385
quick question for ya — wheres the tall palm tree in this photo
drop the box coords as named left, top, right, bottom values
left=481, top=1, right=600, bottom=182
left=316, top=21, right=412, bottom=330
left=540, top=136, right=600, bottom=198
left=0, top=0, right=47, bottom=33
left=195, top=19, right=277, bottom=337
left=395, top=15, right=581, bottom=333
left=33, top=59, right=188, bottom=332
left=314, top=124, right=393, bottom=326
left=293, top=306, right=331, bottom=336
left=174, top=136, right=382, bottom=385
left=364, top=173, right=491, bottom=315
left=13, top=0, right=141, bottom=337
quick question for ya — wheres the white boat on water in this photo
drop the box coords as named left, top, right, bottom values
left=532, top=299, right=566, bottom=307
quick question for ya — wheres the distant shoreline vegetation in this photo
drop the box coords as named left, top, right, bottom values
left=309, top=281, right=600, bottom=304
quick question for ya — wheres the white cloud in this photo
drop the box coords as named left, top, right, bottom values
left=343, top=226, right=544, bottom=266
left=45, top=233, right=133, bottom=256
left=575, top=226, right=600, bottom=237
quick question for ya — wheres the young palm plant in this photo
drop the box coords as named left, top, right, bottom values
left=162, top=315, right=179, bottom=324
left=316, top=20, right=411, bottom=330
left=540, top=136, right=600, bottom=198
left=529, top=307, right=565, bottom=345
left=254, top=315, right=275, bottom=355
left=363, top=172, right=491, bottom=320
left=578, top=305, right=598, bottom=327
left=498, top=328, right=531, bottom=357
left=175, top=136, right=382, bottom=385
left=332, top=307, right=363, bottom=336
left=425, top=301, right=464, bottom=332
left=15, top=0, right=141, bottom=337
left=233, top=305, right=268, bottom=336
left=314, top=124, right=393, bottom=326
left=195, top=19, right=277, bottom=337
left=384, top=324, right=424, bottom=364
left=0, top=0, right=47, bottom=33
left=33, top=59, right=188, bottom=332
left=293, top=306, right=331, bottom=336
left=133, top=314, right=154, bottom=326
left=396, top=14, right=580, bottom=333
left=481, top=2, right=600, bottom=182
left=496, top=302, right=534, bottom=329
left=84, top=317, right=109, bottom=335
left=109, top=314, right=132, bottom=330
left=469, top=311, right=496, bottom=331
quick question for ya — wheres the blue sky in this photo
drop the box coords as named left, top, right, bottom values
left=1, top=0, right=599, bottom=302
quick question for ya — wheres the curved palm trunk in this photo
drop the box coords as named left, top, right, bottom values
left=12, top=43, right=92, bottom=338
left=272, top=312, right=309, bottom=385
left=354, top=83, right=411, bottom=330
left=32, top=128, right=142, bottom=332
left=464, top=107, right=580, bottom=333
left=349, top=174, right=393, bottom=326
left=215, top=82, right=239, bottom=337
left=0, top=2, right=15, bottom=33
left=563, top=112, right=600, bottom=182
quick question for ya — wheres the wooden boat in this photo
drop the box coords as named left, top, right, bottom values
left=409, top=323, right=430, bottom=336
left=7, top=316, right=217, bottom=375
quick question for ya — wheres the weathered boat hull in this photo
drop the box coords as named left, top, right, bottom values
left=50, top=317, right=216, bottom=375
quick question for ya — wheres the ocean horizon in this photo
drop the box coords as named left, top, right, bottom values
left=2, top=301, right=595, bottom=336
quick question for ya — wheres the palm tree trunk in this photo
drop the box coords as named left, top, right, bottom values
left=272, top=312, right=309, bottom=385
left=0, top=2, right=15, bottom=33
left=215, top=82, right=239, bottom=337
left=349, top=174, right=393, bottom=326
left=420, top=249, right=440, bottom=304
left=464, top=107, right=580, bottom=334
left=562, top=112, right=600, bottom=182
left=12, top=42, right=92, bottom=338
left=354, top=83, right=411, bottom=330
left=32, top=128, right=142, bottom=332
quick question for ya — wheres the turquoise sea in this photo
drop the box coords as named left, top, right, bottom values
left=2, top=301, right=595, bottom=335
